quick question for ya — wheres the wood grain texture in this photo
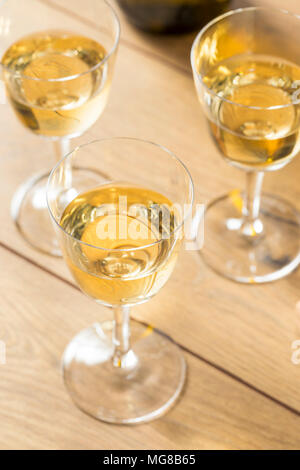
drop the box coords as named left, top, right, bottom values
left=0, top=247, right=300, bottom=450
left=0, top=0, right=299, bottom=449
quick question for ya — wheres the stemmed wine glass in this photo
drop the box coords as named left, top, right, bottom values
left=191, top=7, right=300, bottom=283
left=0, top=0, right=120, bottom=255
left=47, top=137, right=194, bottom=424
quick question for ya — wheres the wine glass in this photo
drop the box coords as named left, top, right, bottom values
left=47, top=137, right=194, bottom=424
left=191, top=7, right=300, bottom=283
left=0, top=0, right=120, bottom=255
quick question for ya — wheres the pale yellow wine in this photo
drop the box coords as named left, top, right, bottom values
left=2, top=31, right=109, bottom=138
left=60, top=184, right=181, bottom=306
left=201, top=54, right=300, bottom=169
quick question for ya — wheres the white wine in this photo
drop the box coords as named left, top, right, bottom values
left=201, top=54, right=300, bottom=169
left=60, top=184, right=181, bottom=306
left=2, top=31, right=110, bottom=138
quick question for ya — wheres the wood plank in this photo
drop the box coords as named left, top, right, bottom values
left=1, top=0, right=300, bottom=419
left=0, top=246, right=300, bottom=450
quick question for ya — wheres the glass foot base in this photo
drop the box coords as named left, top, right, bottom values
left=11, top=171, right=61, bottom=256
left=62, top=320, right=186, bottom=424
left=202, top=191, right=300, bottom=283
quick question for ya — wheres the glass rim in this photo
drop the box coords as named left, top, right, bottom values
left=190, top=6, right=300, bottom=111
left=0, top=0, right=121, bottom=82
left=47, top=137, right=195, bottom=253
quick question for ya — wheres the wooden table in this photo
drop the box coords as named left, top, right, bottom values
left=1, top=0, right=300, bottom=450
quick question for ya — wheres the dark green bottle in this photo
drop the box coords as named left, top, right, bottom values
left=116, top=0, right=230, bottom=34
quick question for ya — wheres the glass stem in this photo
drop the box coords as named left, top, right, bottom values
left=242, top=171, right=264, bottom=239
left=53, top=138, right=72, bottom=188
left=112, top=305, right=132, bottom=368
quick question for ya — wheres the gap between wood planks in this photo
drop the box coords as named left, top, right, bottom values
left=1, top=238, right=300, bottom=419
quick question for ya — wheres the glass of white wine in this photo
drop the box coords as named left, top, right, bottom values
left=0, top=0, right=120, bottom=255
left=191, top=7, right=300, bottom=283
left=47, top=137, right=194, bottom=424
